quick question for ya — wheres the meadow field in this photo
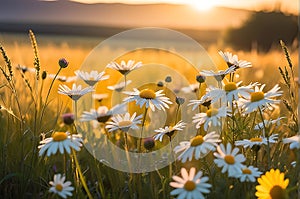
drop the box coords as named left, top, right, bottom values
left=0, top=30, right=299, bottom=198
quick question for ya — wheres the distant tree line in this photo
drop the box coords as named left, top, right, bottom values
left=224, top=11, right=298, bottom=52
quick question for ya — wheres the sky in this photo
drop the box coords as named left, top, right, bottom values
left=70, top=0, right=299, bottom=14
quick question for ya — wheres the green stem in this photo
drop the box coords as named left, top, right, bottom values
left=72, top=150, right=93, bottom=199
left=138, top=107, right=148, bottom=153
left=258, top=107, right=270, bottom=168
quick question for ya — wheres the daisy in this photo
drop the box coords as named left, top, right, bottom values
left=153, top=121, right=186, bottom=142
left=235, top=134, right=278, bottom=149
left=80, top=104, right=126, bottom=123
left=188, top=95, right=212, bottom=111
left=200, top=65, right=235, bottom=81
left=192, top=106, right=227, bottom=131
left=203, top=81, right=256, bottom=105
left=48, top=74, right=77, bottom=82
left=174, top=131, right=221, bottom=163
left=283, top=135, right=300, bottom=149
left=236, top=166, right=262, bottom=182
left=75, top=70, right=109, bottom=86
left=254, top=117, right=284, bottom=130
left=214, top=143, right=246, bottom=177
left=256, top=169, right=289, bottom=199
left=16, top=65, right=36, bottom=74
left=170, top=167, right=211, bottom=199
left=218, top=51, right=252, bottom=69
left=105, top=112, right=142, bottom=132
left=92, top=93, right=109, bottom=102
left=123, top=88, right=172, bottom=111
left=49, top=173, right=74, bottom=198
left=242, top=84, right=283, bottom=113
left=181, top=83, right=199, bottom=93
left=107, top=80, right=132, bottom=92
left=106, top=60, right=142, bottom=75
left=38, top=132, right=83, bottom=156
left=58, top=83, right=94, bottom=101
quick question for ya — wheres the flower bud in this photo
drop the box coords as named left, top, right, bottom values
left=59, top=58, right=69, bottom=68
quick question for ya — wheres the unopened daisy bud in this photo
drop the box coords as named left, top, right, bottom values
left=165, top=76, right=172, bottom=83
left=41, top=70, right=47, bottom=80
left=196, top=75, right=206, bottom=83
left=176, top=97, right=185, bottom=105
left=62, top=113, right=75, bottom=125
left=143, top=137, right=155, bottom=150
left=59, top=58, right=69, bottom=68
left=157, top=81, right=164, bottom=87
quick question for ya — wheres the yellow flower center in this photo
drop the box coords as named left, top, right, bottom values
left=139, top=89, right=156, bottom=99
left=269, top=185, right=286, bottom=199
left=250, top=137, right=263, bottom=142
left=55, top=184, right=63, bottom=192
left=184, top=180, right=196, bottom=191
left=52, top=132, right=68, bottom=142
left=206, top=108, right=218, bottom=117
left=224, top=155, right=235, bottom=164
left=224, top=82, right=237, bottom=92
left=118, top=120, right=132, bottom=127
left=250, top=91, right=264, bottom=102
left=242, top=168, right=252, bottom=174
left=190, top=135, right=204, bottom=146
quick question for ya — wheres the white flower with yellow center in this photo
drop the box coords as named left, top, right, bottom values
left=188, top=95, right=212, bottom=111
left=219, top=51, right=252, bottom=69
left=107, top=60, right=142, bottom=75
left=80, top=104, right=126, bottom=123
left=242, top=84, right=283, bottom=113
left=235, top=134, right=278, bottom=149
left=49, top=174, right=74, bottom=199
left=153, top=121, right=186, bottom=142
left=38, top=132, right=83, bottom=156
left=214, top=143, right=246, bottom=177
left=181, top=83, right=199, bottom=93
left=200, top=66, right=235, bottom=81
left=192, top=106, right=227, bottom=131
left=174, top=131, right=221, bottom=163
left=107, top=80, right=132, bottom=92
left=105, top=112, right=142, bottom=132
left=58, top=83, right=94, bottom=101
left=283, top=135, right=300, bottom=149
left=204, top=81, right=256, bottom=105
left=75, top=70, right=109, bottom=86
left=170, top=167, right=211, bottom=199
left=236, top=166, right=262, bottom=182
left=48, top=74, right=77, bottom=82
left=123, top=88, right=172, bottom=111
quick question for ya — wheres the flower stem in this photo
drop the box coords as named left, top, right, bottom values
left=72, top=149, right=93, bottom=199
left=138, top=107, right=148, bottom=153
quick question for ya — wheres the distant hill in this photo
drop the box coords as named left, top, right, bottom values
left=0, top=0, right=251, bottom=30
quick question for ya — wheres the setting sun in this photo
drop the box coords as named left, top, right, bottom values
left=188, top=0, right=218, bottom=11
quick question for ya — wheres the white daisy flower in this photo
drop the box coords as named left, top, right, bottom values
left=105, top=112, right=142, bottom=132
left=123, top=88, right=172, bottom=111
left=283, top=135, right=300, bottom=149
left=254, top=117, right=284, bottom=130
left=218, top=51, right=252, bottom=69
left=181, top=83, right=199, bottom=93
left=58, top=83, right=94, bottom=101
left=170, top=167, right=211, bottom=199
left=291, top=161, right=296, bottom=167
left=153, top=121, right=186, bottom=142
left=80, top=104, right=126, bottom=123
left=16, top=65, right=36, bottom=74
left=106, top=60, right=142, bottom=75
left=235, top=134, right=278, bottom=149
left=192, top=106, right=227, bottom=131
left=174, top=131, right=221, bottom=163
left=75, top=70, right=109, bottom=86
left=107, top=80, right=132, bottom=92
left=214, top=143, right=246, bottom=177
left=200, top=65, right=235, bottom=81
left=49, top=173, right=74, bottom=199
left=236, top=166, right=262, bottom=182
left=92, top=93, right=109, bottom=102
left=188, top=95, right=212, bottom=111
left=48, top=74, right=77, bottom=83
left=38, top=132, right=83, bottom=156
left=242, top=84, right=283, bottom=113
left=204, top=81, right=256, bottom=105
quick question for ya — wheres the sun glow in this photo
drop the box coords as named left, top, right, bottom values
left=188, top=0, right=218, bottom=11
